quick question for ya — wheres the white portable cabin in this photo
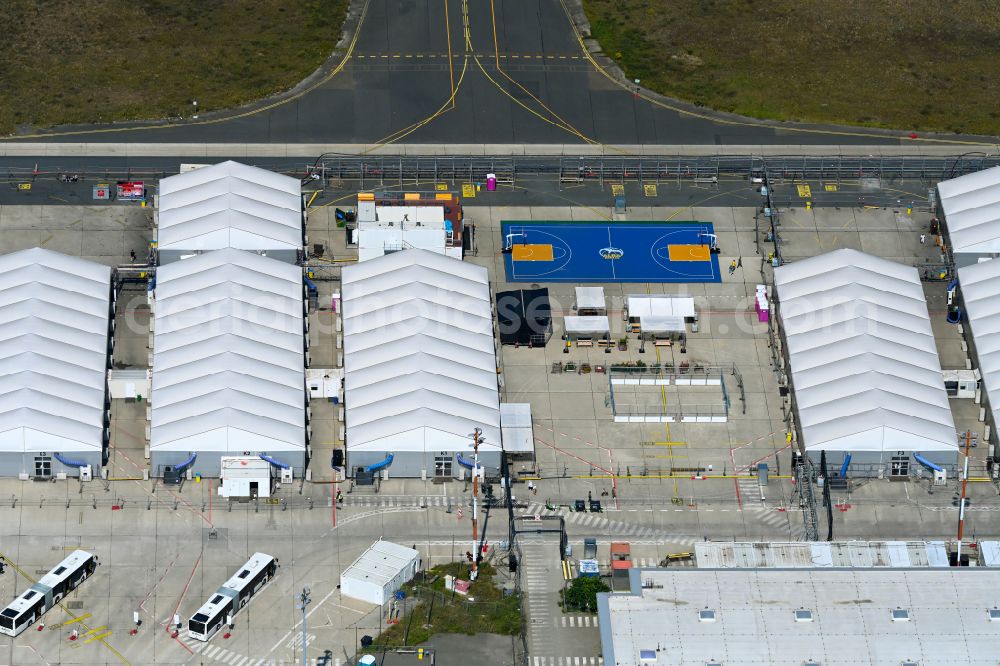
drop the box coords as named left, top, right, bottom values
left=218, top=457, right=272, bottom=498
left=340, top=541, right=421, bottom=606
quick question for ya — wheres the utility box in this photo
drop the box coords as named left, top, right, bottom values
left=934, top=469, right=948, bottom=486
left=80, top=465, right=92, bottom=482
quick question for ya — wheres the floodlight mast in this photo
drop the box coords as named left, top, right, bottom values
left=471, top=427, right=484, bottom=580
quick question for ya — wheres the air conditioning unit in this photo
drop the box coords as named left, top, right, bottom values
left=280, top=468, right=293, bottom=484
left=933, top=469, right=948, bottom=486
left=80, top=465, right=93, bottom=482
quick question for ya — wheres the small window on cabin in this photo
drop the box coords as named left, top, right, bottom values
left=211, top=595, right=224, bottom=605
left=238, top=570, right=250, bottom=579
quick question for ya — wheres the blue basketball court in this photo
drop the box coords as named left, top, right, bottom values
left=501, top=221, right=721, bottom=283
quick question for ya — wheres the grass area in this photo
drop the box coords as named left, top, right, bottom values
left=0, top=0, right=348, bottom=135
left=582, top=0, right=1000, bottom=135
left=367, top=561, right=522, bottom=650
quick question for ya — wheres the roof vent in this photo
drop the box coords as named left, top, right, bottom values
left=794, top=609, right=814, bottom=622
left=891, top=608, right=910, bottom=622
left=698, top=609, right=717, bottom=622
left=989, top=608, right=1000, bottom=621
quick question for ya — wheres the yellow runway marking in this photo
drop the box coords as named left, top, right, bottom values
left=796, top=184, right=812, bottom=198
left=643, top=184, right=658, bottom=197
left=85, top=631, right=112, bottom=644
left=83, top=626, right=108, bottom=636
left=63, top=613, right=92, bottom=626
left=512, top=244, right=554, bottom=262
left=461, top=183, right=476, bottom=198
left=667, top=244, right=712, bottom=262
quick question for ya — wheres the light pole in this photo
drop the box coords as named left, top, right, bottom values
left=297, top=587, right=311, bottom=666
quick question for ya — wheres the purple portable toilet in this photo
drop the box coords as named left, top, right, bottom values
left=486, top=173, right=497, bottom=191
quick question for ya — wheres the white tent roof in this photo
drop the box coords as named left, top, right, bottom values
left=957, top=259, right=1000, bottom=435
left=157, top=160, right=302, bottom=252
left=0, top=248, right=111, bottom=454
left=938, top=166, right=1000, bottom=255
left=774, top=249, right=955, bottom=453
left=342, top=249, right=501, bottom=453
left=150, top=249, right=305, bottom=454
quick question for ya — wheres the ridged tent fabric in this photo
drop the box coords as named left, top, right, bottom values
left=157, top=161, right=302, bottom=252
left=0, top=248, right=111, bottom=453
left=150, top=249, right=305, bottom=453
left=957, top=259, right=1000, bottom=434
left=342, top=249, right=501, bottom=453
left=938, top=166, right=1000, bottom=255
left=774, top=249, right=955, bottom=452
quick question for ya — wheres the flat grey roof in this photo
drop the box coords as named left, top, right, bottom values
left=599, top=568, right=1000, bottom=666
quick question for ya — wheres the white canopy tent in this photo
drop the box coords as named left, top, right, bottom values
left=150, top=249, right=305, bottom=473
left=0, top=249, right=112, bottom=469
left=575, top=287, right=606, bottom=313
left=937, top=166, right=1000, bottom=261
left=774, top=249, right=955, bottom=457
left=342, top=250, right=501, bottom=474
left=563, top=315, right=611, bottom=336
left=627, top=295, right=694, bottom=333
left=156, top=161, right=302, bottom=261
left=957, top=259, right=1000, bottom=439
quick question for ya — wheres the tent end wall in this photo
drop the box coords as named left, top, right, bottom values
left=346, top=450, right=503, bottom=478
left=805, top=449, right=959, bottom=477
left=150, top=451, right=306, bottom=478
left=0, top=452, right=103, bottom=478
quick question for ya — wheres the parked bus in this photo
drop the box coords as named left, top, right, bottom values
left=0, top=550, right=98, bottom=637
left=188, top=553, right=277, bottom=642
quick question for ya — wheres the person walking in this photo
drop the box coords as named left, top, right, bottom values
left=919, top=234, right=926, bottom=245
left=729, top=260, right=737, bottom=275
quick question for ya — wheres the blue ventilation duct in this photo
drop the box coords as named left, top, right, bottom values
left=303, top=275, right=318, bottom=297
left=54, top=452, right=88, bottom=468
left=456, top=453, right=476, bottom=470
left=259, top=454, right=290, bottom=470
left=174, top=452, right=197, bottom=473
left=913, top=453, right=943, bottom=472
left=839, top=453, right=852, bottom=478
left=364, top=453, right=394, bottom=473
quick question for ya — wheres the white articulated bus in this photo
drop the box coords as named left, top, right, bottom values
left=0, top=550, right=98, bottom=637
left=188, top=553, right=277, bottom=642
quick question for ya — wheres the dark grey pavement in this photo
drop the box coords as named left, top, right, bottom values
left=3, top=0, right=991, bottom=146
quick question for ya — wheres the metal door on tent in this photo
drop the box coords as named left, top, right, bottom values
left=435, top=456, right=452, bottom=478
left=34, top=456, right=51, bottom=479
left=890, top=455, right=909, bottom=478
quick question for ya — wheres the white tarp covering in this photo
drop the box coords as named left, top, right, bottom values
left=500, top=403, right=534, bottom=452
left=0, top=249, right=111, bottom=454
left=938, top=166, right=1000, bottom=256
left=150, top=249, right=305, bottom=453
left=957, top=258, right=1000, bottom=434
left=774, top=249, right=955, bottom=453
left=157, top=160, right=302, bottom=253
left=342, top=249, right=501, bottom=453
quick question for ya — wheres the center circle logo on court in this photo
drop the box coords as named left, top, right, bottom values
left=599, top=247, right=624, bottom=260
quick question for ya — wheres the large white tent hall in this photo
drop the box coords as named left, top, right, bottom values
left=957, top=258, right=1000, bottom=452
left=341, top=249, right=502, bottom=478
left=937, top=166, right=1000, bottom=267
left=155, top=160, right=304, bottom=264
left=0, top=249, right=114, bottom=477
left=774, top=249, right=957, bottom=477
left=149, top=248, right=308, bottom=478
